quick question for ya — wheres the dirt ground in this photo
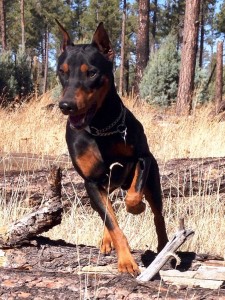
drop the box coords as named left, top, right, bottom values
left=0, top=237, right=225, bottom=300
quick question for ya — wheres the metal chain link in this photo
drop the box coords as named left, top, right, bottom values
left=90, top=104, right=126, bottom=137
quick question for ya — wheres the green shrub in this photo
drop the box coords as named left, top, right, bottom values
left=0, top=51, right=16, bottom=101
left=139, top=34, right=180, bottom=106
left=15, top=50, right=33, bottom=98
left=0, top=50, right=33, bottom=106
left=193, top=66, right=210, bottom=105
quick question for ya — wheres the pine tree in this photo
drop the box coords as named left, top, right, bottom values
left=81, top=0, right=121, bottom=47
left=139, top=34, right=180, bottom=106
left=135, top=0, right=150, bottom=94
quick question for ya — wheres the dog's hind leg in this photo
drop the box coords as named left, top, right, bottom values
left=125, top=158, right=150, bottom=215
left=144, top=155, right=168, bottom=252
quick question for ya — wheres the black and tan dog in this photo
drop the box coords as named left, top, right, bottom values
left=56, top=21, right=168, bottom=274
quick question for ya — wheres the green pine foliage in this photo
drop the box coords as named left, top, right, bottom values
left=139, top=34, right=180, bottom=106
left=193, top=67, right=210, bottom=105
left=15, top=50, right=33, bottom=98
left=0, top=52, right=17, bottom=102
left=0, top=50, right=33, bottom=105
left=215, top=0, right=225, bottom=34
left=80, top=0, right=121, bottom=49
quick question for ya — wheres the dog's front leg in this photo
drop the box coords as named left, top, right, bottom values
left=85, top=181, right=140, bottom=274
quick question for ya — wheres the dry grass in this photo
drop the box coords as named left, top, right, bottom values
left=0, top=93, right=225, bottom=259
left=0, top=92, right=67, bottom=155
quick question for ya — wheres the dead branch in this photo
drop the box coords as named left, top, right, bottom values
left=0, top=165, right=63, bottom=247
left=137, top=218, right=194, bottom=282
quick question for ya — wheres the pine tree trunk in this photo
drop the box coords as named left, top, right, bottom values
left=151, top=0, right=157, bottom=52
left=119, top=0, right=126, bottom=96
left=135, top=0, right=150, bottom=95
left=124, top=59, right=129, bottom=95
left=0, top=0, right=6, bottom=51
left=20, top=0, right=25, bottom=52
left=176, top=0, right=201, bottom=116
left=215, top=41, right=223, bottom=114
left=43, top=26, right=49, bottom=94
left=199, top=0, right=205, bottom=69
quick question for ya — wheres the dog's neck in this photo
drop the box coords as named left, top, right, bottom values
left=90, top=86, right=124, bottom=131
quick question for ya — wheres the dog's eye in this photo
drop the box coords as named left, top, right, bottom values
left=59, top=69, right=65, bottom=75
left=88, top=70, right=97, bottom=79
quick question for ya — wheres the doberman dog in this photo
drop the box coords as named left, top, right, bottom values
left=56, top=20, right=168, bottom=274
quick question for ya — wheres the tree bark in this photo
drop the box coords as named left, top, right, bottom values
left=119, top=0, right=126, bottom=96
left=151, top=0, right=157, bottom=53
left=199, top=0, right=205, bottom=69
left=215, top=41, right=223, bottom=114
left=20, top=0, right=25, bottom=52
left=124, top=59, right=129, bottom=94
left=0, top=0, right=6, bottom=51
left=176, top=0, right=201, bottom=116
left=135, top=0, right=150, bottom=95
left=0, top=165, right=63, bottom=247
left=43, top=26, right=49, bottom=94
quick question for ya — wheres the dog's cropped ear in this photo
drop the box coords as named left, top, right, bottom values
left=55, top=19, right=72, bottom=51
left=92, top=22, right=114, bottom=61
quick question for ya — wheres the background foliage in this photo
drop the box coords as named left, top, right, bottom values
left=0, top=0, right=224, bottom=106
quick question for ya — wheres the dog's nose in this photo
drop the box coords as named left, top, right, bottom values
left=59, top=101, right=76, bottom=114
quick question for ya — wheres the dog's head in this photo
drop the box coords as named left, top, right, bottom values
left=56, top=20, right=115, bottom=130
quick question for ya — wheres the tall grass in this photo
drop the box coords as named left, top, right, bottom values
left=0, top=92, right=67, bottom=155
left=0, top=94, right=225, bottom=258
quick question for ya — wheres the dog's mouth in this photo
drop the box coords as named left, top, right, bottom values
left=69, top=104, right=97, bottom=130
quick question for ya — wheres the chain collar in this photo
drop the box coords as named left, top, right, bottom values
left=90, top=104, right=127, bottom=143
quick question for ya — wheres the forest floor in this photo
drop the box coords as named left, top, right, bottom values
left=1, top=236, right=225, bottom=300
left=0, top=154, right=225, bottom=299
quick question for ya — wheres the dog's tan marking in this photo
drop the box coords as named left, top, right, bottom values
left=76, top=145, right=103, bottom=178
left=61, top=63, right=69, bottom=73
left=80, top=64, right=89, bottom=73
left=125, top=163, right=146, bottom=214
left=73, top=76, right=109, bottom=110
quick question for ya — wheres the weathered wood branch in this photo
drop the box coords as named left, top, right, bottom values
left=137, top=219, right=194, bottom=282
left=160, top=266, right=225, bottom=289
left=0, top=165, right=63, bottom=247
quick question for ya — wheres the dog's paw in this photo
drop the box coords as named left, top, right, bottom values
left=100, top=234, right=114, bottom=255
left=118, top=254, right=140, bottom=275
left=126, top=201, right=146, bottom=215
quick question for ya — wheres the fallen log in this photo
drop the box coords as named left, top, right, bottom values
left=0, top=165, right=63, bottom=247
left=0, top=156, right=225, bottom=204
left=160, top=157, right=225, bottom=197
left=137, top=219, right=194, bottom=282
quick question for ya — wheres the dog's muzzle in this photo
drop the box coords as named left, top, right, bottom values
left=59, top=101, right=97, bottom=130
